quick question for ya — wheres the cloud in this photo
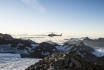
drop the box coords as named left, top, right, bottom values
left=21, top=0, right=46, bottom=12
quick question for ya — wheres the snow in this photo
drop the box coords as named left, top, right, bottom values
left=0, top=44, right=11, bottom=48
left=25, top=44, right=39, bottom=53
left=31, top=44, right=39, bottom=49
left=76, top=50, right=85, bottom=57
left=17, top=49, right=29, bottom=55
left=0, top=47, right=18, bottom=53
left=52, top=49, right=55, bottom=51
left=42, top=52, right=50, bottom=55
left=17, top=43, right=24, bottom=46
left=92, top=48, right=104, bottom=57
left=26, top=47, right=31, bottom=51
left=0, top=53, right=40, bottom=70
left=79, top=48, right=82, bottom=50
left=73, top=48, right=77, bottom=51
left=56, top=46, right=73, bottom=52
left=0, top=53, right=21, bottom=58
left=0, top=44, right=35, bottom=54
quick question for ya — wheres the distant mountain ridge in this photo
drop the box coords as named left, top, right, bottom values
left=0, top=33, right=104, bottom=69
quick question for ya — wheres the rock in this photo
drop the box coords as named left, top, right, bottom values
left=0, top=33, right=14, bottom=45
left=70, top=58, right=82, bottom=68
left=47, top=66, right=55, bottom=70
left=33, top=42, right=58, bottom=58
left=0, top=33, right=14, bottom=40
left=25, top=52, right=101, bottom=70
left=69, top=62, right=74, bottom=67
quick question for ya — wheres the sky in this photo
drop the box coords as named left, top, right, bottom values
left=0, top=0, right=104, bottom=37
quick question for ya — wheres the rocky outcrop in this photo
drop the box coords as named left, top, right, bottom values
left=0, top=33, right=13, bottom=40
left=83, top=37, right=104, bottom=42
left=25, top=52, right=101, bottom=70
left=92, top=56, right=104, bottom=70
left=82, top=37, right=104, bottom=48
left=23, top=41, right=104, bottom=69
left=59, top=41, right=104, bottom=70
left=62, top=41, right=95, bottom=58
left=95, top=38, right=104, bottom=42
left=33, top=42, right=58, bottom=58
left=11, top=39, right=32, bottom=48
left=83, top=37, right=93, bottom=41
left=0, top=33, right=14, bottom=45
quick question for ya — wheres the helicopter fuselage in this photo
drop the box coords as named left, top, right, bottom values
left=48, top=33, right=62, bottom=37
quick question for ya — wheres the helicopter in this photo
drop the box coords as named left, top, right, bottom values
left=48, top=32, right=62, bottom=37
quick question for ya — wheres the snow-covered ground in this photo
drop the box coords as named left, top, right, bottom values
left=0, top=53, right=40, bottom=70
